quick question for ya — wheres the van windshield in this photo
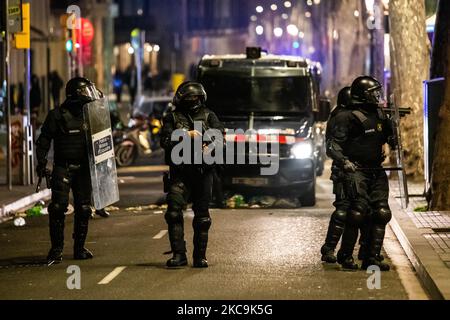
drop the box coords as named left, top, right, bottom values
left=200, top=74, right=313, bottom=116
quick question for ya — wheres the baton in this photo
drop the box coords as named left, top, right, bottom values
left=36, top=176, right=43, bottom=193
left=356, top=167, right=403, bottom=171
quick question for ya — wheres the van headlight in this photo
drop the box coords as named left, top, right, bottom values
left=291, top=141, right=313, bottom=159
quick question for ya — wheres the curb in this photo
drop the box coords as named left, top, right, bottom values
left=389, top=198, right=447, bottom=300
left=0, top=189, right=52, bottom=222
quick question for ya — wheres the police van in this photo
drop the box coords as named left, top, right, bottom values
left=197, top=48, right=330, bottom=206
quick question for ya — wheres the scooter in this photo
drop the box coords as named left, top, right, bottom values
left=113, top=116, right=152, bottom=167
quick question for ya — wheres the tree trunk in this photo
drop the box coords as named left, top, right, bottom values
left=389, top=0, right=430, bottom=177
left=430, top=0, right=450, bottom=79
left=430, top=1, right=450, bottom=210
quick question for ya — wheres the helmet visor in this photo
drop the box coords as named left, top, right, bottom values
left=367, top=87, right=385, bottom=105
left=77, top=84, right=103, bottom=101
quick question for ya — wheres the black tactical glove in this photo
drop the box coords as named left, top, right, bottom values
left=343, top=160, right=357, bottom=173
left=36, top=163, right=48, bottom=178
left=388, top=135, right=398, bottom=149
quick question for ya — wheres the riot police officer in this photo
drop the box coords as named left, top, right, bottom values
left=161, top=81, right=224, bottom=268
left=320, top=86, right=353, bottom=263
left=36, top=77, right=102, bottom=265
left=327, top=76, right=396, bottom=271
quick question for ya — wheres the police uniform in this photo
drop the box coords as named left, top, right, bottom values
left=161, top=82, right=224, bottom=268
left=320, top=87, right=353, bottom=264
left=36, top=77, right=102, bottom=264
left=327, top=76, right=395, bottom=271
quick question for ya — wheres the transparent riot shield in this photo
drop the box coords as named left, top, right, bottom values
left=84, top=98, right=120, bottom=210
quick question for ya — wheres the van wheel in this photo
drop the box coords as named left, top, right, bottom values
left=299, top=183, right=316, bottom=207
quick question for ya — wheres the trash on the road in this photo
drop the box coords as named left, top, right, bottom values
left=273, top=198, right=300, bottom=209
left=13, top=217, right=26, bottom=227
left=226, top=194, right=246, bottom=209
left=105, top=206, right=120, bottom=212
left=126, top=206, right=144, bottom=212
left=26, top=204, right=43, bottom=217
left=65, top=204, right=74, bottom=216
left=248, top=196, right=277, bottom=208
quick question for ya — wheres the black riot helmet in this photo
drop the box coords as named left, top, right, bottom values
left=173, top=81, right=207, bottom=113
left=337, top=86, right=352, bottom=108
left=66, top=77, right=103, bottom=103
left=351, top=76, right=385, bottom=106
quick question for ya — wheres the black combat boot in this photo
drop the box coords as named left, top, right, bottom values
left=337, top=251, right=359, bottom=270
left=321, top=210, right=346, bottom=263
left=362, top=224, right=390, bottom=271
left=73, top=215, right=93, bottom=260
left=361, top=256, right=390, bottom=271
left=193, top=217, right=211, bottom=268
left=321, top=245, right=337, bottom=264
left=167, top=224, right=187, bottom=267
left=47, top=218, right=65, bottom=265
left=95, top=209, right=110, bottom=218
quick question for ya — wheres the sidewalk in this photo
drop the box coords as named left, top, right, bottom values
left=0, top=185, right=51, bottom=222
left=389, top=179, right=450, bottom=300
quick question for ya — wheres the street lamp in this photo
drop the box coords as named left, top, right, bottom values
left=365, top=0, right=376, bottom=75
left=287, top=24, right=299, bottom=37
left=256, top=25, right=264, bottom=35
left=274, top=27, right=283, bottom=37
left=256, top=6, right=263, bottom=13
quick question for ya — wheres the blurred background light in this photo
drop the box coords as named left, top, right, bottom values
left=274, top=27, right=283, bottom=37
left=287, top=24, right=299, bottom=36
left=256, top=25, right=264, bottom=35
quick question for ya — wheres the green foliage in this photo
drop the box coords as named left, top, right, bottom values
left=414, top=205, right=429, bottom=212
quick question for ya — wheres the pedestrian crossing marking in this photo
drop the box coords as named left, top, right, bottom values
left=153, top=230, right=168, bottom=240
left=98, top=267, right=127, bottom=285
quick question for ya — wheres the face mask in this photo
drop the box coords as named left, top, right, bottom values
left=181, top=100, right=202, bottom=113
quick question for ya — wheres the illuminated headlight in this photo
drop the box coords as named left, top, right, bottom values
left=291, top=141, right=313, bottom=159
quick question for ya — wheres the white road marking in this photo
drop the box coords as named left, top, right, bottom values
left=98, top=267, right=127, bottom=285
left=384, top=225, right=430, bottom=300
left=117, top=165, right=169, bottom=174
left=153, top=230, right=168, bottom=239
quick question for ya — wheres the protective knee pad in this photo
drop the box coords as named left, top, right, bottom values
left=193, top=217, right=212, bottom=232
left=165, top=210, right=184, bottom=225
left=76, top=205, right=93, bottom=220
left=167, top=192, right=186, bottom=212
left=373, top=207, right=392, bottom=225
left=347, top=210, right=364, bottom=227
left=331, top=209, right=347, bottom=225
left=48, top=203, right=67, bottom=219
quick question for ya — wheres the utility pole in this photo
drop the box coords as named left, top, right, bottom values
left=5, top=0, right=12, bottom=190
